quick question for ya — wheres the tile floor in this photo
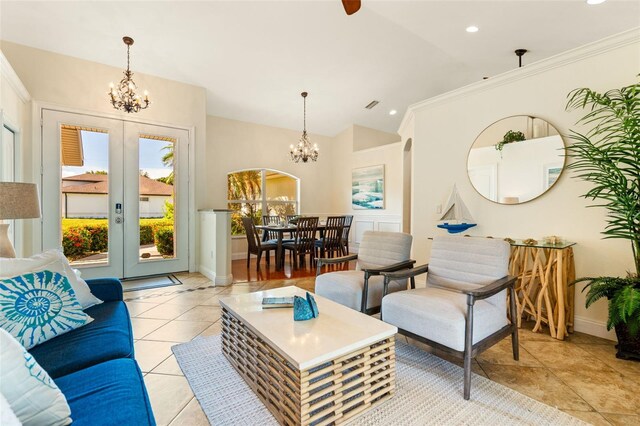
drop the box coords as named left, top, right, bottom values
left=127, top=272, right=639, bottom=426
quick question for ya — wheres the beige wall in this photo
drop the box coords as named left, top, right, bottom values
left=401, top=32, right=640, bottom=338
left=352, top=124, right=398, bottom=151
left=1, top=41, right=207, bottom=202
left=1, top=41, right=207, bottom=263
left=206, top=115, right=337, bottom=215
left=1, top=51, right=32, bottom=255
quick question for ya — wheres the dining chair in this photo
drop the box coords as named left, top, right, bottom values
left=314, top=216, right=345, bottom=259
left=261, top=215, right=280, bottom=242
left=242, top=217, right=277, bottom=269
left=315, top=231, right=415, bottom=314
left=283, top=217, right=318, bottom=268
left=380, top=236, right=518, bottom=400
left=340, top=215, right=354, bottom=255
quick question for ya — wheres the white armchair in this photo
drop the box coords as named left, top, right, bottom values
left=380, top=236, right=519, bottom=400
left=315, top=231, right=414, bottom=314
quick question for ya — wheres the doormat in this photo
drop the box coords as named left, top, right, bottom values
left=122, top=274, right=182, bottom=292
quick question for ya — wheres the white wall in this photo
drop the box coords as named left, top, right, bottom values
left=331, top=126, right=403, bottom=251
left=399, top=30, right=640, bottom=339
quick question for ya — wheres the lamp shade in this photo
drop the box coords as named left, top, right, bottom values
left=0, top=182, right=41, bottom=220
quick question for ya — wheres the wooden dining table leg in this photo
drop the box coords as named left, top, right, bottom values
left=276, top=231, right=284, bottom=271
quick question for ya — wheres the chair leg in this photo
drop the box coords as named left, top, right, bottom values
left=361, top=275, right=369, bottom=313
left=257, top=251, right=262, bottom=269
left=509, top=286, right=520, bottom=361
left=266, top=249, right=270, bottom=265
left=463, top=302, right=474, bottom=400
left=246, top=249, right=250, bottom=268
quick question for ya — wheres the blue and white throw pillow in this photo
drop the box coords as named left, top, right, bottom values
left=0, top=270, right=93, bottom=349
left=0, top=328, right=71, bottom=425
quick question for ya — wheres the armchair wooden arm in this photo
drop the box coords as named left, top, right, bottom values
left=461, top=275, right=517, bottom=302
left=316, top=254, right=359, bottom=276
left=381, top=263, right=429, bottom=297
left=360, top=259, right=417, bottom=276
left=360, top=259, right=416, bottom=313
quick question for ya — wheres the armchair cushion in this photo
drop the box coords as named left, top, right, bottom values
left=427, top=236, right=510, bottom=312
left=315, top=271, right=406, bottom=311
left=356, top=231, right=413, bottom=270
left=382, top=287, right=508, bottom=351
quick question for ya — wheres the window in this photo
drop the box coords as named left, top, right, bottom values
left=227, top=169, right=299, bottom=235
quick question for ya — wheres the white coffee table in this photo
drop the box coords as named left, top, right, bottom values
left=219, top=286, right=397, bottom=426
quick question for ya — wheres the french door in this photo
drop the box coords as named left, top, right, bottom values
left=42, top=110, right=189, bottom=279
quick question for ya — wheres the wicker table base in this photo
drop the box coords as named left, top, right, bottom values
left=221, top=308, right=396, bottom=426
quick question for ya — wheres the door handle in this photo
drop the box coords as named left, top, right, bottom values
left=115, top=216, right=124, bottom=224
left=115, top=203, right=123, bottom=214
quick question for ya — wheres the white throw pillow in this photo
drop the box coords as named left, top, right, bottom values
left=0, top=270, right=93, bottom=349
left=1, top=392, right=22, bottom=426
left=0, top=249, right=102, bottom=309
left=0, top=328, right=71, bottom=426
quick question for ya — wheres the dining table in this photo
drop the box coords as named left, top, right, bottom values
left=255, top=223, right=327, bottom=270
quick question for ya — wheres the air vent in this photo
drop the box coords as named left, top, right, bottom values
left=364, top=100, right=380, bottom=110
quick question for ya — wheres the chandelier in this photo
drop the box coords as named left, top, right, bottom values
left=290, top=92, right=319, bottom=163
left=108, top=36, right=150, bottom=113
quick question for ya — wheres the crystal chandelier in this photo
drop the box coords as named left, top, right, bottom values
left=290, top=92, right=319, bottom=163
left=108, top=36, right=150, bottom=113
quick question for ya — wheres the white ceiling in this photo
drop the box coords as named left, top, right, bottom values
left=1, top=1, right=638, bottom=135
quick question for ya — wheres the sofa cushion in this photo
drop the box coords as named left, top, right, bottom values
left=30, top=301, right=134, bottom=378
left=55, top=358, right=155, bottom=426
left=382, top=287, right=508, bottom=352
left=0, top=270, right=93, bottom=349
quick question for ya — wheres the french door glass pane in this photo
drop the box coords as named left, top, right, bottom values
left=138, top=136, right=176, bottom=260
left=60, top=128, right=109, bottom=266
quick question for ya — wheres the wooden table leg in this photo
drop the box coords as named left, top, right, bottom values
left=276, top=232, right=284, bottom=271
left=556, top=249, right=566, bottom=339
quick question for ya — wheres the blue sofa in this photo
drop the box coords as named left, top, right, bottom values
left=30, top=278, right=156, bottom=426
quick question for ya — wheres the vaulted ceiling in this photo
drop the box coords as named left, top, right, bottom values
left=1, top=1, right=638, bottom=135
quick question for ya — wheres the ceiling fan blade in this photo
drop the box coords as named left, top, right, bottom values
left=342, top=0, right=361, bottom=15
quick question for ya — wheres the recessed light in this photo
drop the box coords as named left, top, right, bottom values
left=389, top=110, right=397, bottom=116
left=466, top=26, right=479, bottom=33
left=586, top=0, right=606, bottom=4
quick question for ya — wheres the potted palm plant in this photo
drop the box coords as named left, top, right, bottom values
left=565, top=78, right=640, bottom=360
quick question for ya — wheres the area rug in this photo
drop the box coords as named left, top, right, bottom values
left=172, top=335, right=585, bottom=425
left=121, top=274, right=182, bottom=292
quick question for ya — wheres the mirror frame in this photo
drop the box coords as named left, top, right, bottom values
left=466, top=115, right=567, bottom=205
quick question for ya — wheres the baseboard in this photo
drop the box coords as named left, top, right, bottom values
left=573, top=315, right=617, bottom=341
left=214, top=274, right=233, bottom=286
left=198, top=265, right=233, bottom=286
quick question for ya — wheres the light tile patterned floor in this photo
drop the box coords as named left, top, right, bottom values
left=127, top=272, right=639, bottom=426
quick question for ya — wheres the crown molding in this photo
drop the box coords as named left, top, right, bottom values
left=0, top=50, right=31, bottom=103
left=397, top=27, right=640, bottom=136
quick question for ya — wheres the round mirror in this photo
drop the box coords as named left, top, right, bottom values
left=467, top=116, right=565, bottom=205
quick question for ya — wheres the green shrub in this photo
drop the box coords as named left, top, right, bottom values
left=154, top=226, right=174, bottom=256
left=61, top=218, right=174, bottom=257
left=62, top=227, right=91, bottom=259
left=84, top=223, right=109, bottom=252
left=139, top=225, right=155, bottom=245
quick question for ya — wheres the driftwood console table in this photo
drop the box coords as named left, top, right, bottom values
left=508, top=240, right=576, bottom=340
